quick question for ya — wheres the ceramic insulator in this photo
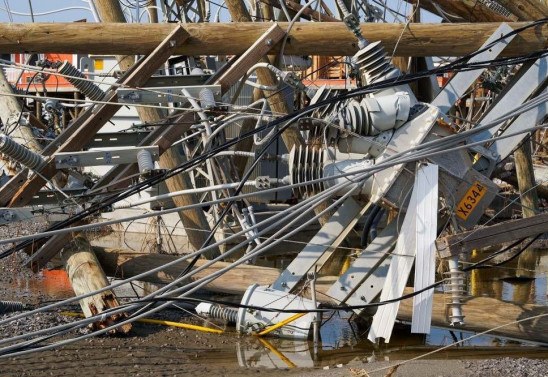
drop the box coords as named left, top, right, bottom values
left=58, top=61, right=105, bottom=101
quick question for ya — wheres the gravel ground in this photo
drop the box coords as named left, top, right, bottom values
left=1, top=221, right=547, bottom=376
left=463, top=358, right=548, bottom=377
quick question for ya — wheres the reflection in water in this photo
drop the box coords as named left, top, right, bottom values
left=10, top=269, right=74, bottom=301
left=469, top=249, right=547, bottom=305
left=4, top=250, right=547, bottom=370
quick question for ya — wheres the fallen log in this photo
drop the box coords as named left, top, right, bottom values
left=93, top=247, right=548, bottom=344
left=0, top=22, right=545, bottom=57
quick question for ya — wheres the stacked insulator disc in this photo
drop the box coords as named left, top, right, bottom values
left=289, top=145, right=324, bottom=198
left=353, top=41, right=399, bottom=85
left=58, top=61, right=105, bottom=101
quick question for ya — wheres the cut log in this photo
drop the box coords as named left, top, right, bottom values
left=93, top=247, right=548, bottom=343
left=0, top=22, right=544, bottom=57
left=61, top=236, right=131, bottom=334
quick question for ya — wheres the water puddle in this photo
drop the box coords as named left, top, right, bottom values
left=1, top=249, right=546, bottom=370
left=7, top=269, right=74, bottom=303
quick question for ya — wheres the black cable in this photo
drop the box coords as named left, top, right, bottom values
left=463, top=234, right=542, bottom=271
left=0, top=48, right=540, bottom=259
left=139, top=279, right=445, bottom=313
left=360, top=204, right=381, bottom=248
left=6, top=71, right=40, bottom=136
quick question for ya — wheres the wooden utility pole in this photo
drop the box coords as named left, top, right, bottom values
left=495, top=0, right=548, bottom=21
left=406, top=0, right=516, bottom=22
left=225, top=0, right=303, bottom=152
left=514, top=136, right=540, bottom=278
left=61, top=235, right=131, bottom=334
left=161, top=146, right=220, bottom=259
left=0, top=23, right=544, bottom=57
left=515, top=137, right=540, bottom=218
left=92, top=0, right=166, bottom=124
left=92, top=0, right=219, bottom=257
left=0, top=68, right=65, bottom=185
left=94, top=247, right=548, bottom=344
left=0, top=69, right=42, bottom=155
left=146, top=0, right=159, bottom=23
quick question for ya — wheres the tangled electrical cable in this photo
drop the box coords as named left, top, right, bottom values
left=0, top=96, right=545, bottom=358
left=0, top=18, right=547, bottom=358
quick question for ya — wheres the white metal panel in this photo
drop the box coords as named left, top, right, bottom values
left=470, top=56, right=548, bottom=143
left=491, top=88, right=548, bottom=160
left=411, top=164, right=438, bottom=334
left=368, top=173, right=419, bottom=343
left=432, top=23, right=515, bottom=115
left=326, top=220, right=397, bottom=305
left=271, top=197, right=368, bottom=293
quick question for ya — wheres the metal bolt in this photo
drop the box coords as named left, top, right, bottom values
left=265, top=39, right=273, bottom=46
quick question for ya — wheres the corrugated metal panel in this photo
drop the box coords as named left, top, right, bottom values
left=411, top=163, right=438, bottom=334
left=368, top=174, right=418, bottom=343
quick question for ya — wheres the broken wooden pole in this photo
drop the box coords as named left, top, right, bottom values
left=160, top=146, right=221, bottom=258
left=92, top=0, right=217, bottom=257
left=94, top=247, right=278, bottom=295
left=61, top=235, right=131, bottom=334
left=514, top=136, right=540, bottom=278
left=93, top=247, right=548, bottom=344
left=0, top=23, right=544, bottom=57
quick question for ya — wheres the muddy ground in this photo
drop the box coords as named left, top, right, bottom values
left=0, top=219, right=547, bottom=377
left=1, top=259, right=548, bottom=377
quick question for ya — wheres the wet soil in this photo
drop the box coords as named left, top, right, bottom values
left=0, top=226, right=547, bottom=376
left=1, top=270, right=547, bottom=377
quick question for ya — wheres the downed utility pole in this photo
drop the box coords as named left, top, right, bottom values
left=92, top=247, right=548, bottom=344
left=92, top=0, right=219, bottom=257
left=0, top=22, right=544, bottom=57
left=61, top=235, right=131, bottom=333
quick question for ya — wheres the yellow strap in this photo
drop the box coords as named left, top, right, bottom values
left=255, top=312, right=306, bottom=336
left=60, top=311, right=223, bottom=334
